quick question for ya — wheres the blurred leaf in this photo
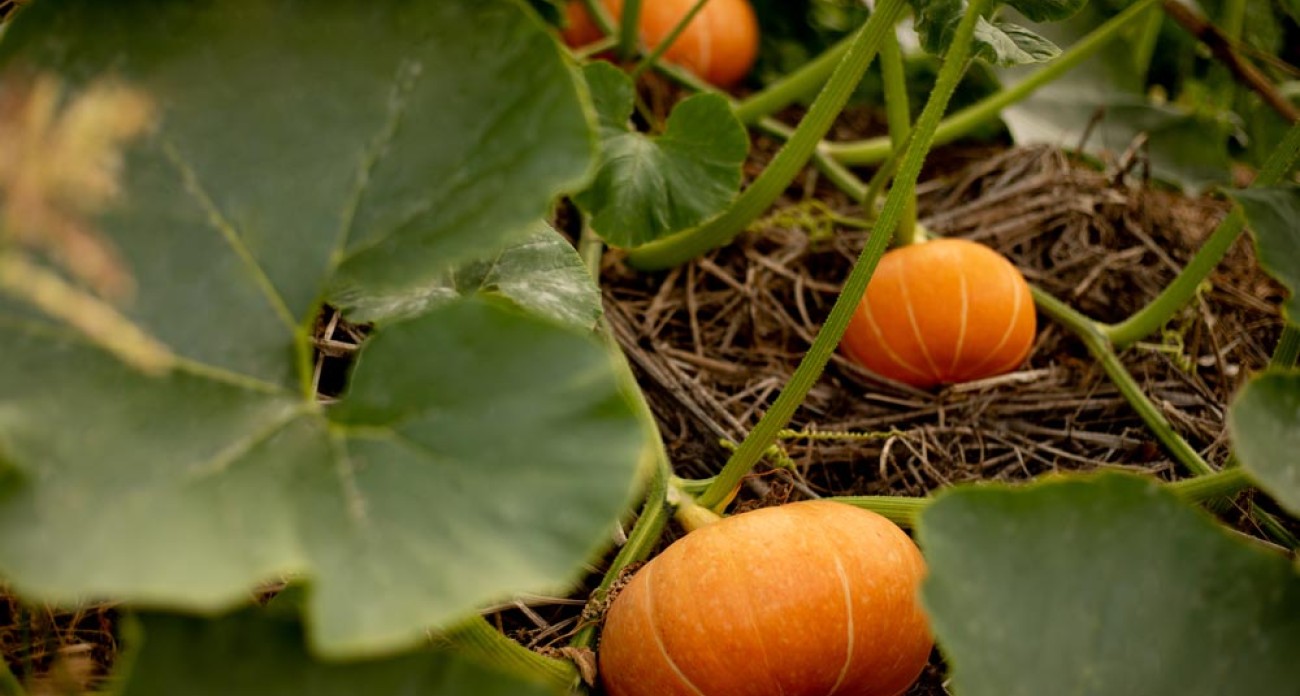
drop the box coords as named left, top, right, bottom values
left=972, top=19, right=1061, bottom=66
left=0, top=297, right=644, bottom=658
left=1230, top=370, right=1300, bottom=517
left=999, top=4, right=1233, bottom=193
left=0, top=0, right=644, bottom=659
left=918, top=473, right=1300, bottom=696
left=1281, top=0, right=1300, bottom=24
left=120, top=610, right=557, bottom=696
left=573, top=62, right=748, bottom=248
left=335, top=220, right=601, bottom=330
left=1228, top=186, right=1300, bottom=323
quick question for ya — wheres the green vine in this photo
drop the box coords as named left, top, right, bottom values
left=1105, top=121, right=1300, bottom=347
left=824, top=0, right=1162, bottom=165
left=624, top=0, right=909, bottom=269
left=629, top=0, right=708, bottom=80
left=696, top=0, right=993, bottom=511
left=732, top=33, right=854, bottom=124
left=1271, top=326, right=1300, bottom=369
left=1031, top=286, right=1215, bottom=477
left=617, top=0, right=642, bottom=59
left=880, top=27, right=920, bottom=245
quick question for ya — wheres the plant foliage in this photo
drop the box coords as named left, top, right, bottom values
left=574, top=62, right=749, bottom=248
left=0, top=0, right=645, bottom=660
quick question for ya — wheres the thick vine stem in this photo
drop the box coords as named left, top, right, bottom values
left=1031, top=286, right=1215, bottom=477
left=1271, top=325, right=1300, bottom=369
left=579, top=0, right=616, bottom=36
left=567, top=451, right=670, bottom=653
left=829, top=496, right=929, bottom=527
left=617, top=0, right=643, bottom=60
left=1104, top=120, right=1300, bottom=347
left=443, top=616, right=577, bottom=689
left=733, top=33, right=854, bottom=124
left=1168, top=466, right=1251, bottom=502
left=624, top=0, right=908, bottom=270
left=695, top=0, right=992, bottom=511
left=824, top=0, right=1162, bottom=165
left=880, top=28, right=919, bottom=245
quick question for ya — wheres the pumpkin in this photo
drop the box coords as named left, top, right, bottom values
left=561, top=0, right=759, bottom=87
left=841, top=238, right=1036, bottom=388
left=598, top=500, right=932, bottom=696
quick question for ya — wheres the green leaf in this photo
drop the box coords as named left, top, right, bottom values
left=573, top=62, right=749, bottom=248
left=918, top=473, right=1300, bottom=696
left=1229, top=370, right=1300, bottom=517
left=309, top=298, right=641, bottom=653
left=1226, top=186, right=1300, bottom=324
left=909, top=1, right=1062, bottom=66
left=0, top=0, right=595, bottom=374
left=1281, top=0, right=1300, bottom=24
left=972, top=19, right=1061, bottom=66
left=0, top=0, right=645, bottom=658
left=119, top=610, right=557, bottom=696
left=0, top=299, right=642, bottom=658
left=334, top=220, right=601, bottom=331
left=997, top=5, right=1232, bottom=193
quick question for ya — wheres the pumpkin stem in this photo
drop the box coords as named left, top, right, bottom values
left=669, top=482, right=724, bottom=531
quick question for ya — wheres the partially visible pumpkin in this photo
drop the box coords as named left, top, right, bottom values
left=561, top=0, right=759, bottom=88
left=841, top=238, right=1036, bottom=388
left=598, top=500, right=932, bottom=696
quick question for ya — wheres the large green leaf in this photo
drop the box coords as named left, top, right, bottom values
left=0, top=299, right=643, bottom=657
left=334, top=220, right=602, bottom=331
left=1227, top=186, right=1300, bottom=324
left=918, top=473, right=1300, bottom=695
left=573, top=62, right=749, bottom=248
left=0, top=0, right=595, bottom=379
left=1230, top=370, right=1300, bottom=517
left=119, top=610, right=556, bottom=696
left=0, top=0, right=645, bottom=659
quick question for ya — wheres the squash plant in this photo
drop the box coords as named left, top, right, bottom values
left=1, top=0, right=1299, bottom=694
left=0, top=0, right=650, bottom=691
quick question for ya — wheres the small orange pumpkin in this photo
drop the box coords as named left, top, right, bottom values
left=841, top=238, right=1036, bottom=388
left=562, top=0, right=760, bottom=87
left=598, top=501, right=932, bottom=696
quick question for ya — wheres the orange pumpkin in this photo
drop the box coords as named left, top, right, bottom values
left=598, top=501, right=932, bottom=696
left=562, top=0, right=759, bottom=87
left=841, top=238, right=1036, bottom=388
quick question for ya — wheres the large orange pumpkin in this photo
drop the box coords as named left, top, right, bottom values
left=598, top=501, right=932, bottom=696
left=841, top=238, right=1036, bottom=388
left=562, top=0, right=759, bottom=87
